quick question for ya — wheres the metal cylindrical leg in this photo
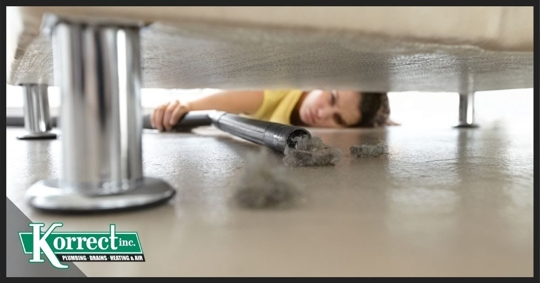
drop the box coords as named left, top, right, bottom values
left=16, top=84, right=57, bottom=140
left=54, top=22, right=145, bottom=192
left=25, top=14, right=176, bottom=213
left=455, top=92, right=478, bottom=128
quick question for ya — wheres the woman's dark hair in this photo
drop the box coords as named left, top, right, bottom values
left=354, top=92, right=391, bottom=128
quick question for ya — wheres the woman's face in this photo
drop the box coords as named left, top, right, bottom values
left=298, top=90, right=362, bottom=128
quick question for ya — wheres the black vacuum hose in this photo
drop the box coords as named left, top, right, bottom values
left=142, top=110, right=311, bottom=153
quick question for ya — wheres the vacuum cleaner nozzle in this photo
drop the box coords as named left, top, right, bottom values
left=143, top=111, right=311, bottom=153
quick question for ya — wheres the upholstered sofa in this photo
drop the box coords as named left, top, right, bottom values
left=7, top=7, right=534, bottom=91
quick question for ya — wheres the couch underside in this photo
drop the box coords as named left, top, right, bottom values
left=7, top=7, right=534, bottom=92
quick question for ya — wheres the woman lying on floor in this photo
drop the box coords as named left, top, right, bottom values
left=151, top=89, right=396, bottom=131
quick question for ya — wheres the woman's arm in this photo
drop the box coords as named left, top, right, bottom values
left=152, top=90, right=264, bottom=131
left=188, top=90, right=264, bottom=114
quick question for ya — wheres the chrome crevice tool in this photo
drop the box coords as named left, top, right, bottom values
left=143, top=110, right=312, bottom=153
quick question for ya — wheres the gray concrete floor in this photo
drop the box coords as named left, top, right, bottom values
left=6, top=122, right=534, bottom=276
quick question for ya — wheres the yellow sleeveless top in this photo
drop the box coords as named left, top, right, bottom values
left=246, top=90, right=304, bottom=125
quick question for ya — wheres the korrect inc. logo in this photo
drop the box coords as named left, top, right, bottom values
left=19, top=223, right=145, bottom=269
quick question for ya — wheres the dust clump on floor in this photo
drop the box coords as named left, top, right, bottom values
left=283, top=136, right=342, bottom=167
left=350, top=141, right=389, bottom=157
left=232, top=150, right=304, bottom=209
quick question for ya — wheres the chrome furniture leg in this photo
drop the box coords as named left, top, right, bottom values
left=455, top=92, right=479, bottom=128
left=16, top=84, right=57, bottom=140
left=25, top=14, right=176, bottom=213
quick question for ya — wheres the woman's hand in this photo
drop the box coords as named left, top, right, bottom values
left=151, top=100, right=192, bottom=132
